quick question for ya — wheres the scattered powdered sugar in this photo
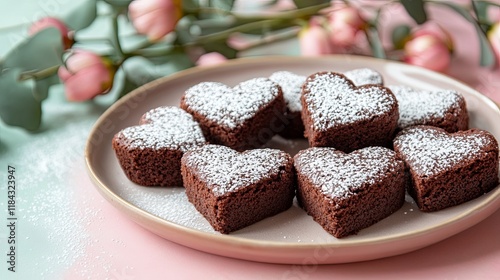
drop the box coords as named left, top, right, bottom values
left=388, top=85, right=464, bottom=129
left=394, top=127, right=494, bottom=177
left=269, top=71, right=306, bottom=112
left=303, top=72, right=396, bottom=131
left=116, top=106, right=206, bottom=152
left=294, top=147, right=401, bottom=200
left=344, top=68, right=383, bottom=86
left=183, top=78, right=280, bottom=129
left=183, top=145, right=290, bottom=196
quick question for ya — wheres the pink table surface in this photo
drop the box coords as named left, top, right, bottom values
left=3, top=1, right=499, bottom=279
left=73, top=3, right=500, bottom=280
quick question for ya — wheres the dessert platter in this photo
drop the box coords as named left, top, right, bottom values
left=85, top=55, right=500, bottom=264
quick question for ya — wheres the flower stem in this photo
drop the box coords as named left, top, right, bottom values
left=19, top=65, right=60, bottom=81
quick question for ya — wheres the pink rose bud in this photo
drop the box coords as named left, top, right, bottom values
left=327, top=6, right=366, bottom=47
left=196, top=52, right=228, bottom=67
left=129, top=0, right=182, bottom=41
left=58, top=51, right=115, bottom=102
left=413, top=23, right=454, bottom=52
left=488, top=22, right=500, bottom=65
left=404, top=34, right=451, bottom=72
left=300, top=19, right=333, bottom=56
left=29, top=17, right=73, bottom=49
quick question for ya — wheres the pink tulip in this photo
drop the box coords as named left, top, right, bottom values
left=488, top=22, right=500, bottom=65
left=327, top=6, right=366, bottom=47
left=413, top=23, right=454, bottom=52
left=29, top=17, right=73, bottom=49
left=196, top=52, right=228, bottom=67
left=300, top=19, right=333, bottom=56
left=403, top=34, right=451, bottom=72
left=58, top=51, right=115, bottom=102
left=129, top=0, right=182, bottom=41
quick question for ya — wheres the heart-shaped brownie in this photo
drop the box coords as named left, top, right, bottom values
left=181, top=144, right=295, bottom=233
left=388, top=85, right=468, bottom=132
left=112, top=106, right=207, bottom=187
left=301, top=72, right=398, bottom=152
left=180, top=78, right=285, bottom=151
left=393, top=126, right=499, bottom=212
left=294, top=146, right=407, bottom=238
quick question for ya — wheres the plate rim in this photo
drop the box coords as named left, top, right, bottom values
left=84, top=55, right=500, bottom=262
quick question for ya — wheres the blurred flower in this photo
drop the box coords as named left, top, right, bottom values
left=300, top=18, right=333, bottom=56
left=488, top=22, right=500, bottom=65
left=129, top=0, right=182, bottom=41
left=58, top=51, right=116, bottom=102
left=403, top=26, right=452, bottom=72
left=196, top=52, right=228, bottom=66
left=29, top=17, right=73, bottom=49
left=327, top=6, right=366, bottom=47
left=413, top=23, right=454, bottom=52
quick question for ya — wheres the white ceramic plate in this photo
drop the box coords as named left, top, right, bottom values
left=85, top=56, right=500, bottom=264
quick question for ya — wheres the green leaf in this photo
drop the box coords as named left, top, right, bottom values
left=208, top=0, right=235, bottom=13
left=400, top=0, right=427, bottom=24
left=391, top=25, right=412, bottom=50
left=365, top=28, right=386, bottom=59
left=63, top=0, right=97, bottom=31
left=472, top=0, right=493, bottom=32
left=293, top=0, right=329, bottom=9
left=0, top=69, right=42, bottom=131
left=3, top=28, right=63, bottom=72
left=183, top=0, right=200, bottom=12
left=104, top=0, right=133, bottom=8
left=433, top=1, right=496, bottom=67
left=116, top=71, right=141, bottom=100
left=34, top=73, right=60, bottom=101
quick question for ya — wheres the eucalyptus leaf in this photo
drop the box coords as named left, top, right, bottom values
left=391, top=25, right=411, bottom=50
left=293, top=0, right=329, bottom=9
left=183, top=0, right=201, bottom=12
left=34, top=74, right=60, bottom=101
left=63, top=0, right=97, bottom=31
left=3, top=28, right=63, bottom=72
left=116, top=71, right=141, bottom=100
left=104, top=0, right=133, bottom=8
left=0, top=69, right=42, bottom=131
left=472, top=0, right=492, bottom=32
left=400, top=0, right=427, bottom=24
left=365, top=28, right=386, bottom=59
left=202, top=42, right=237, bottom=59
left=433, top=1, right=496, bottom=67
left=209, top=0, right=235, bottom=13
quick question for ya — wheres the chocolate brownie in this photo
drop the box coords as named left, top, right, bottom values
left=294, top=146, right=407, bottom=238
left=112, top=106, right=207, bottom=187
left=180, top=78, right=286, bottom=151
left=388, top=85, right=468, bottom=132
left=269, top=69, right=383, bottom=139
left=393, top=126, right=499, bottom=212
left=301, top=72, right=398, bottom=152
left=181, top=144, right=295, bottom=234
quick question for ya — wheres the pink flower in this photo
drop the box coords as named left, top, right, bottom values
left=196, top=52, right=228, bottom=67
left=327, top=6, right=366, bottom=47
left=29, top=17, right=73, bottom=49
left=129, top=0, right=182, bottom=41
left=488, top=22, right=500, bottom=65
left=58, top=51, right=115, bottom=102
left=403, top=34, right=451, bottom=72
left=413, top=24, right=454, bottom=52
left=300, top=19, right=333, bottom=56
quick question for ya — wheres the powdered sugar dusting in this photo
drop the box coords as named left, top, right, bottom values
left=183, top=145, right=290, bottom=196
left=116, top=106, right=205, bottom=152
left=183, top=78, right=280, bottom=129
left=303, top=72, right=396, bottom=131
left=394, top=127, right=494, bottom=177
left=294, top=147, right=401, bottom=200
left=344, top=68, right=383, bottom=86
left=389, top=85, right=464, bottom=129
left=269, top=71, right=306, bottom=112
